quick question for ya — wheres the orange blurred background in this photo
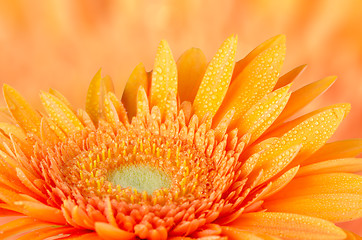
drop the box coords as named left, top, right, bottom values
left=0, top=0, right=361, bottom=235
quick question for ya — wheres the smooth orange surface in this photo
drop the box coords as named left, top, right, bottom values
left=0, top=0, right=361, bottom=235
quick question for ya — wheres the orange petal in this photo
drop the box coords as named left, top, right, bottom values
left=264, top=166, right=300, bottom=198
left=3, top=84, right=41, bottom=136
left=122, top=63, right=149, bottom=119
left=193, top=35, right=237, bottom=119
left=221, top=226, right=281, bottom=240
left=0, top=217, right=53, bottom=239
left=86, top=69, right=114, bottom=125
left=150, top=40, right=177, bottom=114
left=273, top=64, right=307, bottom=90
left=177, top=48, right=207, bottom=103
left=40, top=92, right=84, bottom=136
left=303, top=139, right=362, bottom=165
left=95, top=222, right=135, bottom=240
left=265, top=173, right=362, bottom=222
left=40, top=117, right=61, bottom=146
left=15, top=167, right=46, bottom=200
left=343, top=230, right=362, bottom=240
left=215, top=35, right=285, bottom=125
left=264, top=193, right=362, bottom=223
left=62, top=232, right=101, bottom=240
left=0, top=122, right=26, bottom=141
left=0, top=107, right=14, bottom=124
left=230, top=212, right=346, bottom=240
left=297, top=158, right=362, bottom=177
left=271, top=76, right=336, bottom=129
left=14, top=200, right=66, bottom=224
left=16, top=226, right=77, bottom=240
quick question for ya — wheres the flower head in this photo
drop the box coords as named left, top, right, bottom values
left=0, top=35, right=362, bottom=240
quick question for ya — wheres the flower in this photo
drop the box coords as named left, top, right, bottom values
left=0, top=35, right=362, bottom=240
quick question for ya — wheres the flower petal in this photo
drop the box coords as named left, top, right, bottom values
left=221, top=226, right=282, bottom=240
left=86, top=69, right=114, bottom=124
left=177, top=48, right=207, bottom=103
left=303, top=139, right=362, bottom=165
left=14, top=201, right=66, bottom=224
left=297, top=158, right=362, bottom=177
left=263, top=104, right=349, bottom=167
left=248, top=144, right=302, bottom=185
left=49, top=88, right=73, bottom=110
left=107, top=92, right=128, bottom=124
left=95, top=222, right=135, bottom=240
left=271, top=76, right=336, bottom=129
left=150, top=40, right=177, bottom=114
left=122, top=63, right=149, bottom=119
left=236, top=84, right=290, bottom=143
left=273, top=64, right=307, bottom=90
left=230, top=212, right=346, bottom=240
left=0, top=217, right=53, bottom=239
left=40, top=91, right=84, bottom=135
left=3, top=84, right=41, bottom=136
left=193, top=35, right=237, bottom=119
left=215, top=35, right=285, bottom=125
left=16, top=226, right=77, bottom=240
left=344, top=230, right=362, bottom=240
left=264, top=166, right=300, bottom=198
left=265, top=173, right=362, bottom=222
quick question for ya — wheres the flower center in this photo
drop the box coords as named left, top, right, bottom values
left=107, top=165, right=171, bottom=195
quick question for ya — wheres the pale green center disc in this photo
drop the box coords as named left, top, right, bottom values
left=108, top=165, right=171, bottom=195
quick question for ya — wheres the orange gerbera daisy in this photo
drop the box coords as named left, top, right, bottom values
left=0, top=35, right=361, bottom=240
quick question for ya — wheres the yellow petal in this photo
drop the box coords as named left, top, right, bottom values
left=231, top=34, right=285, bottom=83
left=271, top=76, right=336, bottom=130
left=265, top=173, right=362, bottom=222
left=249, top=144, right=302, bottom=185
left=49, top=88, right=73, bottom=110
left=150, top=40, right=177, bottom=114
left=86, top=69, right=114, bottom=125
left=303, top=139, right=362, bottom=165
left=215, top=35, right=285, bottom=125
left=177, top=48, right=207, bottom=103
left=297, top=158, right=362, bottom=177
left=122, top=63, right=149, bottom=119
left=193, top=35, right=237, bottom=119
left=104, top=93, right=120, bottom=127
left=264, top=104, right=349, bottom=166
left=3, top=84, right=41, bottom=136
left=40, top=92, right=84, bottom=136
left=137, top=86, right=150, bottom=119
left=108, top=92, right=128, bottom=124
left=273, top=64, right=307, bottom=90
left=230, top=212, right=346, bottom=240
left=236, top=84, right=290, bottom=143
